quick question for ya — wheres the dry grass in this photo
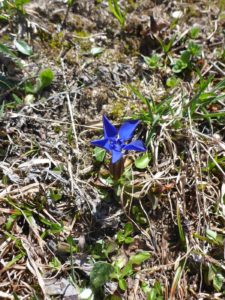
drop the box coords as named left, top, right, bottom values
left=0, top=0, right=225, bottom=299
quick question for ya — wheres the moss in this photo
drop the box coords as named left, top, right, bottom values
left=79, top=40, right=92, bottom=52
left=111, top=101, right=126, bottom=118
left=73, top=31, right=92, bottom=52
left=73, top=30, right=90, bottom=38
left=49, top=32, right=67, bottom=49
left=0, top=34, right=10, bottom=42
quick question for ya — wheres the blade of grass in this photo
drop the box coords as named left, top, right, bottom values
left=170, top=262, right=184, bottom=300
left=176, top=203, right=186, bottom=248
left=129, top=85, right=154, bottom=122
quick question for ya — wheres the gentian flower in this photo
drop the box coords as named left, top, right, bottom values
left=91, top=115, right=146, bottom=164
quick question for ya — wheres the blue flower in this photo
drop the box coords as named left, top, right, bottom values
left=91, top=115, right=146, bottom=164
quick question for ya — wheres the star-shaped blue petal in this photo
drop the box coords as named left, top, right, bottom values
left=91, top=115, right=146, bottom=164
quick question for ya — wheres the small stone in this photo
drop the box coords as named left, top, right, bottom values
left=171, top=11, right=183, bottom=19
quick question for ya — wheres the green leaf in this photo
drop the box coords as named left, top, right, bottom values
left=0, top=43, right=22, bottom=67
left=129, top=85, right=153, bottom=122
left=124, top=237, right=134, bottom=244
left=0, top=43, right=17, bottom=59
left=31, top=68, right=54, bottom=93
left=12, top=93, right=23, bottom=104
left=189, top=27, right=200, bottom=39
left=118, top=278, right=127, bottom=291
left=67, top=0, right=75, bottom=6
left=121, top=262, right=133, bottom=277
left=14, top=40, right=32, bottom=56
left=176, top=203, right=186, bottom=247
left=206, top=229, right=224, bottom=246
left=166, top=76, right=180, bottom=88
left=148, top=288, right=157, bottom=300
left=180, top=50, right=191, bottom=64
left=12, top=293, right=20, bottom=300
left=170, top=264, right=184, bottom=298
left=124, top=222, right=133, bottom=236
left=1, top=252, right=24, bottom=273
left=50, top=189, right=62, bottom=201
left=213, top=272, right=224, bottom=291
left=199, top=92, right=215, bottom=100
left=90, top=262, right=114, bottom=288
left=94, top=147, right=106, bottom=162
left=103, top=241, right=119, bottom=257
left=0, top=102, right=5, bottom=119
left=105, top=296, right=122, bottom=300
left=39, top=68, right=54, bottom=89
left=143, top=54, right=161, bottom=69
left=158, top=35, right=176, bottom=53
left=49, top=257, right=62, bottom=270
left=117, top=231, right=125, bottom=243
left=129, top=251, right=151, bottom=265
left=135, top=153, right=150, bottom=169
left=172, top=59, right=188, bottom=73
left=5, top=214, right=18, bottom=231
left=108, top=0, right=126, bottom=27
left=188, top=41, right=201, bottom=56
left=0, top=15, right=9, bottom=21
left=14, top=0, right=30, bottom=7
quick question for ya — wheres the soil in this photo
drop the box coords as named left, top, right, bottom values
left=0, top=0, right=225, bottom=299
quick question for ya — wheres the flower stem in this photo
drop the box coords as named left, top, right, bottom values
left=109, top=158, right=124, bottom=181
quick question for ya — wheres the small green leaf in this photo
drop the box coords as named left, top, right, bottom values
left=118, top=278, right=127, bottom=291
left=199, top=92, right=215, bottom=100
left=5, top=214, right=18, bottom=231
left=124, top=222, right=133, bottom=236
left=0, top=15, right=9, bottom=21
left=143, top=54, right=161, bottom=69
left=121, top=262, right=133, bottom=277
left=213, top=272, right=224, bottom=291
left=30, top=68, right=54, bottom=93
left=0, top=43, right=17, bottom=59
left=170, top=264, right=184, bottom=298
left=189, top=27, right=200, bottom=39
left=129, top=251, right=151, bottom=265
left=114, top=256, right=127, bottom=270
left=188, top=41, right=201, bottom=56
left=148, top=287, right=157, bottom=300
left=172, top=59, right=188, bottom=73
left=124, top=237, right=134, bottom=244
left=166, top=76, right=180, bottom=88
left=49, top=257, right=61, bottom=270
left=39, top=68, right=54, bottom=89
left=176, top=203, right=186, bottom=247
left=180, top=50, right=191, bottom=64
left=94, top=147, right=106, bottom=162
left=206, top=229, right=217, bottom=240
left=90, top=262, right=114, bottom=288
left=105, top=296, right=122, bottom=300
left=206, top=229, right=224, bottom=246
left=108, top=0, right=126, bottom=27
left=117, top=231, right=125, bottom=243
left=15, top=0, right=30, bottom=7
left=14, top=40, right=32, bottom=56
left=50, top=189, right=62, bottom=201
left=135, top=153, right=150, bottom=169
left=67, top=0, right=75, bottom=6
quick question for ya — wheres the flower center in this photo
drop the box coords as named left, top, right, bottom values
left=109, top=137, right=123, bottom=152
